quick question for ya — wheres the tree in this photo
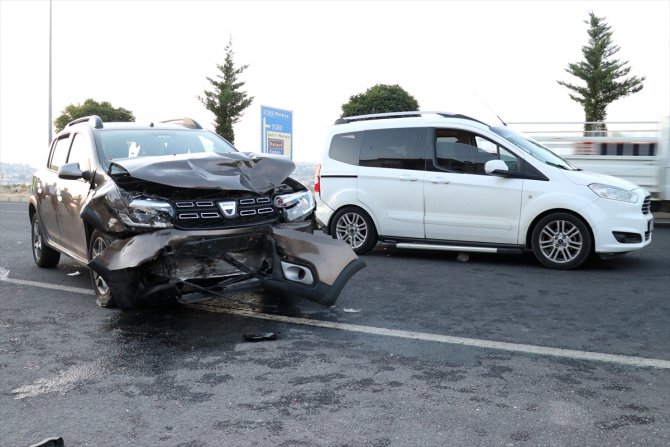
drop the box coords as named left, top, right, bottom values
left=341, top=84, right=419, bottom=117
left=199, top=38, right=254, bottom=144
left=54, top=99, right=134, bottom=132
left=557, top=12, right=645, bottom=135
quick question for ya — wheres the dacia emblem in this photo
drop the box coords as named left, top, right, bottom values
left=218, top=201, right=237, bottom=218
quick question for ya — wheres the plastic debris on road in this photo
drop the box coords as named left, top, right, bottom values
left=456, top=253, right=470, bottom=262
left=66, top=271, right=81, bottom=276
left=343, top=308, right=362, bottom=313
left=243, top=332, right=279, bottom=342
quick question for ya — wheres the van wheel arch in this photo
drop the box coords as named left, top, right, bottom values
left=330, top=206, right=378, bottom=255
left=529, top=210, right=594, bottom=269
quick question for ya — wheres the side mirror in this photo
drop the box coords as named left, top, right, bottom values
left=58, top=162, right=92, bottom=181
left=484, top=159, right=510, bottom=176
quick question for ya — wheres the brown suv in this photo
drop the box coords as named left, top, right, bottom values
left=29, top=116, right=364, bottom=309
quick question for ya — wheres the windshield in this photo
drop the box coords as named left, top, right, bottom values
left=97, top=129, right=238, bottom=163
left=491, top=127, right=579, bottom=171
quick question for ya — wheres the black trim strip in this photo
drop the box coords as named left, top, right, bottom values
left=320, top=175, right=358, bottom=179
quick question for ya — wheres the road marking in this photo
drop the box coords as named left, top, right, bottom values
left=1, top=277, right=94, bottom=295
left=189, top=303, right=670, bottom=370
left=2, top=276, right=669, bottom=370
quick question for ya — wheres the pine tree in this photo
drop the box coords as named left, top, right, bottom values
left=199, top=38, right=254, bottom=144
left=557, top=12, right=645, bottom=135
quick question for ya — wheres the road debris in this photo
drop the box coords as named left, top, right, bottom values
left=243, top=332, right=279, bottom=342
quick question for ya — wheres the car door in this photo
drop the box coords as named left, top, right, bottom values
left=423, top=128, right=523, bottom=244
left=356, top=127, right=427, bottom=238
left=56, top=132, right=94, bottom=260
left=37, top=134, right=72, bottom=245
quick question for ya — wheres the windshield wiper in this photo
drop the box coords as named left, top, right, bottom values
left=545, top=161, right=570, bottom=170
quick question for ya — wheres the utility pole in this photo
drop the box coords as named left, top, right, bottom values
left=48, top=0, right=52, bottom=145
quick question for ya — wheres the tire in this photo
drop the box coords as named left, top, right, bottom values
left=531, top=212, right=592, bottom=270
left=88, top=230, right=139, bottom=309
left=31, top=213, right=60, bottom=268
left=331, top=206, right=377, bottom=255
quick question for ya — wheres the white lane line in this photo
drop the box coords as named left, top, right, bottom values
left=190, top=304, right=670, bottom=370
left=3, top=276, right=669, bottom=370
left=0, top=277, right=94, bottom=295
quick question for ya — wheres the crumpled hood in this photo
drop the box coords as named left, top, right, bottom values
left=561, top=169, right=641, bottom=190
left=110, top=151, right=295, bottom=193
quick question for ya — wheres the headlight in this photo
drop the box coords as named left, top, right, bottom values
left=588, top=183, right=638, bottom=203
left=274, top=190, right=315, bottom=222
left=119, top=198, right=174, bottom=228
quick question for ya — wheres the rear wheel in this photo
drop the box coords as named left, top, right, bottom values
left=331, top=206, right=377, bottom=255
left=31, top=213, right=60, bottom=267
left=531, top=213, right=592, bottom=270
left=88, top=230, right=139, bottom=309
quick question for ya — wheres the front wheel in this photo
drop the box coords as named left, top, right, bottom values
left=88, top=230, right=139, bottom=309
left=531, top=213, right=592, bottom=270
left=331, top=206, right=377, bottom=255
left=31, top=213, right=60, bottom=268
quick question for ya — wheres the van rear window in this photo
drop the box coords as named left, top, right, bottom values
left=329, top=132, right=362, bottom=166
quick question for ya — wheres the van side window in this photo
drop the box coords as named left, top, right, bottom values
left=359, top=128, right=426, bottom=170
left=329, top=132, right=362, bottom=166
left=48, top=134, right=72, bottom=171
left=433, top=129, right=519, bottom=174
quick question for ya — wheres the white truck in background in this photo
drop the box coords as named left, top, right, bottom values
left=509, top=117, right=670, bottom=212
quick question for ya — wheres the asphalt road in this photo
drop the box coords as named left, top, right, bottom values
left=1, top=202, right=669, bottom=447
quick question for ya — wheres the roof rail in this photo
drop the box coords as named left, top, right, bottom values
left=334, top=111, right=488, bottom=126
left=160, top=118, right=203, bottom=129
left=66, top=115, right=104, bottom=129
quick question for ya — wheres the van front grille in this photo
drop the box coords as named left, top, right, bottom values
left=641, top=196, right=651, bottom=215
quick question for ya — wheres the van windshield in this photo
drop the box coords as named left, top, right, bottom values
left=491, top=127, right=579, bottom=171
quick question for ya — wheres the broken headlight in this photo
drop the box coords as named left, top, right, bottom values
left=119, top=198, right=174, bottom=228
left=274, top=190, right=315, bottom=222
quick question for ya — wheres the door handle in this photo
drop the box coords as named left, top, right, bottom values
left=398, top=175, right=418, bottom=182
left=428, top=177, right=450, bottom=184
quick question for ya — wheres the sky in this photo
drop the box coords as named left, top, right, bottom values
left=1, top=0, right=669, bottom=168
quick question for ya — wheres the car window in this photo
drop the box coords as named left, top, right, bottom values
left=329, top=132, right=362, bottom=166
left=433, top=129, right=519, bottom=174
left=49, top=134, right=71, bottom=171
left=359, top=128, right=426, bottom=170
left=67, top=133, right=91, bottom=172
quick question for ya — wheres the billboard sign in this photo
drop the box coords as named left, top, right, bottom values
left=261, top=106, right=293, bottom=159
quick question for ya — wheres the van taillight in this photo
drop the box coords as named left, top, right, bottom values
left=314, top=164, right=321, bottom=193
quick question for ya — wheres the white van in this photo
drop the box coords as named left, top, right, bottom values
left=314, top=111, right=654, bottom=269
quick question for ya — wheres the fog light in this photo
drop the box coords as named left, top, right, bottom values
left=612, top=231, right=642, bottom=243
left=280, top=262, right=314, bottom=285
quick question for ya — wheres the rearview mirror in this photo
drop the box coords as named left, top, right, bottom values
left=58, top=162, right=92, bottom=181
left=484, top=159, right=510, bottom=176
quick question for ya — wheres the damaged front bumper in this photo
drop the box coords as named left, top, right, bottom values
left=87, top=223, right=365, bottom=307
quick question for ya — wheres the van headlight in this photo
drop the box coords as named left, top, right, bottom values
left=274, top=190, right=315, bottom=221
left=119, top=198, right=174, bottom=228
left=589, top=183, right=637, bottom=203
